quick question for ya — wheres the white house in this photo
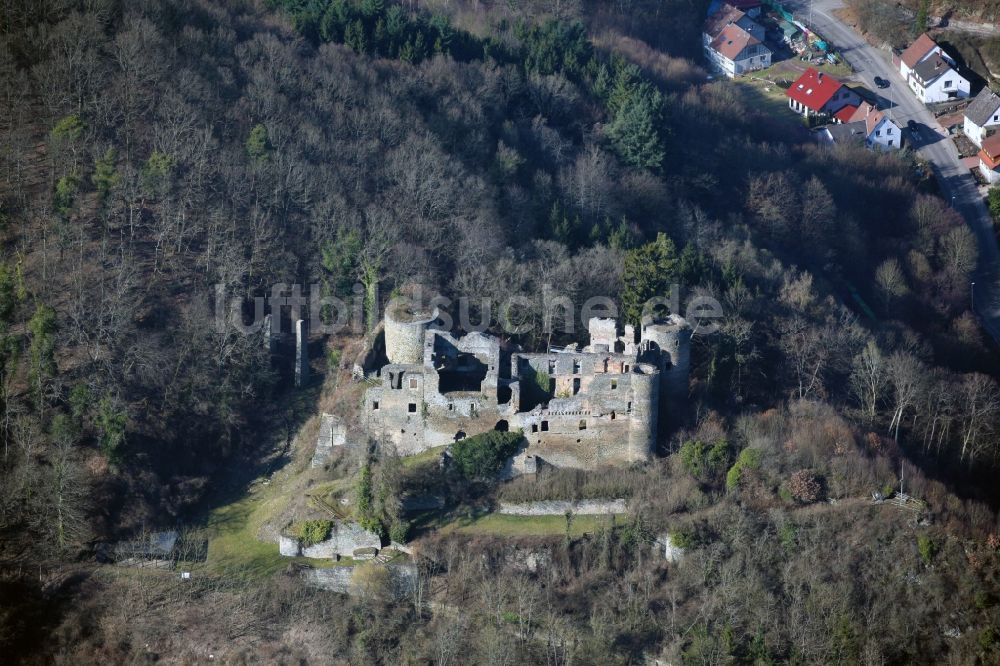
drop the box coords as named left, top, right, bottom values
left=703, top=4, right=771, bottom=79
left=898, top=33, right=970, bottom=103
left=963, top=87, right=1000, bottom=148
left=786, top=68, right=861, bottom=118
left=819, top=102, right=903, bottom=150
left=979, top=134, right=1000, bottom=185
left=703, top=3, right=765, bottom=45
left=853, top=103, right=903, bottom=150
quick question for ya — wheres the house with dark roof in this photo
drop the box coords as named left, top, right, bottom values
left=851, top=102, right=903, bottom=150
left=817, top=121, right=867, bottom=146
left=818, top=102, right=903, bottom=150
left=979, top=134, right=1000, bottom=185
left=785, top=68, right=861, bottom=118
left=898, top=33, right=970, bottom=103
left=702, top=3, right=771, bottom=78
left=964, top=88, right=1000, bottom=148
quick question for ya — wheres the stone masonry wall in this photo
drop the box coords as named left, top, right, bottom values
left=279, top=521, right=381, bottom=559
left=498, top=499, right=628, bottom=516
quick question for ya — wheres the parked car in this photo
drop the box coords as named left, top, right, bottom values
left=874, top=76, right=889, bottom=89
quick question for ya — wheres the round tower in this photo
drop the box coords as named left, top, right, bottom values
left=384, top=299, right=438, bottom=365
left=641, top=314, right=692, bottom=399
left=626, top=363, right=659, bottom=462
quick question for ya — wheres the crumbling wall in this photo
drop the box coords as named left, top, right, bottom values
left=279, top=521, right=381, bottom=559
left=304, top=564, right=417, bottom=598
left=498, top=499, right=628, bottom=515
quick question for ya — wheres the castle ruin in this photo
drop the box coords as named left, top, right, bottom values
left=361, top=299, right=691, bottom=469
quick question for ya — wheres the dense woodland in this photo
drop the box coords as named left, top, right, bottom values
left=3, top=0, right=1000, bottom=663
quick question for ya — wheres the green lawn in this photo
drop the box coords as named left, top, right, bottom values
left=200, top=477, right=352, bottom=577
left=401, top=444, right=448, bottom=469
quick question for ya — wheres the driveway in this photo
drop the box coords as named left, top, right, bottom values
left=784, top=0, right=1000, bottom=342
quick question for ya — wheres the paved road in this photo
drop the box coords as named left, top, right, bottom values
left=785, top=0, right=1000, bottom=341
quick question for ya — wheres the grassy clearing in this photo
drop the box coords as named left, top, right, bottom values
left=202, top=487, right=354, bottom=576
left=401, top=445, right=448, bottom=469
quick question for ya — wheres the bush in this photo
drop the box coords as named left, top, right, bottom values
left=726, top=447, right=761, bottom=492
left=389, top=519, right=409, bottom=544
left=917, top=534, right=937, bottom=565
left=989, top=188, right=1000, bottom=224
left=670, top=529, right=696, bottom=549
left=678, top=439, right=729, bottom=479
left=297, top=519, right=333, bottom=546
left=451, top=430, right=524, bottom=480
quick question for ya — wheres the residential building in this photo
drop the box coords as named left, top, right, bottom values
left=818, top=102, right=902, bottom=150
left=979, top=134, right=1000, bottom=185
left=786, top=68, right=861, bottom=118
left=853, top=102, right=902, bottom=150
left=703, top=3, right=771, bottom=78
left=818, top=121, right=867, bottom=146
left=898, top=33, right=970, bottom=103
left=964, top=87, right=1000, bottom=148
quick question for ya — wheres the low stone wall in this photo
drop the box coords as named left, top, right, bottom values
left=279, top=521, right=381, bottom=559
left=497, top=498, right=628, bottom=516
left=304, top=563, right=417, bottom=598
left=310, top=413, right=346, bottom=469
left=655, top=534, right=686, bottom=563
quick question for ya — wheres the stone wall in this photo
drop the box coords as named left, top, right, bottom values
left=304, top=564, right=417, bottom=598
left=310, top=413, right=345, bottom=468
left=279, top=521, right=381, bottom=559
left=497, top=498, right=628, bottom=516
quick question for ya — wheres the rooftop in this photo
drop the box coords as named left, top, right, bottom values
left=822, top=121, right=867, bottom=144
left=786, top=67, right=844, bottom=111
left=980, top=133, right=1000, bottom=169
left=704, top=3, right=746, bottom=39
left=900, top=33, right=938, bottom=69
left=709, top=23, right=761, bottom=61
left=911, top=53, right=954, bottom=86
left=965, top=87, right=1000, bottom=126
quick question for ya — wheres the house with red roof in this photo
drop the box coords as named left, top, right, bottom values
left=978, top=134, right=1000, bottom=185
left=898, top=33, right=970, bottom=103
left=702, top=3, right=771, bottom=78
left=785, top=68, right=861, bottom=118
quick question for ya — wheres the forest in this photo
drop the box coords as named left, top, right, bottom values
left=2, top=0, right=1000, bottom=663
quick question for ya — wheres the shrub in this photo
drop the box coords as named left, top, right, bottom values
left=989, top=189, right=1000, bottom=223
left=725, top=447, right=761, bottom=492
left=679, top=438, right=729, bottom=479
left=451, top=429, right=524, bottom=480
left=917, top=534, right=936, bottom=565
left=297, top=519, right=333, bottom=546
left=389, top=519, right=409, bottom=544
left=670, top=529, right=696, bottom=549
left=788, top=469, right=822, bottom=503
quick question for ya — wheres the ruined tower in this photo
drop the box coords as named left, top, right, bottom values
left=384, top=300, right=438, bottom=365
left=640, top=314, right=692, bottom=400
left=626, top=362, right=660, bottom=462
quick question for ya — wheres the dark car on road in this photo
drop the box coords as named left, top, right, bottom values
left=874, top=76, right=889, bottom=89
